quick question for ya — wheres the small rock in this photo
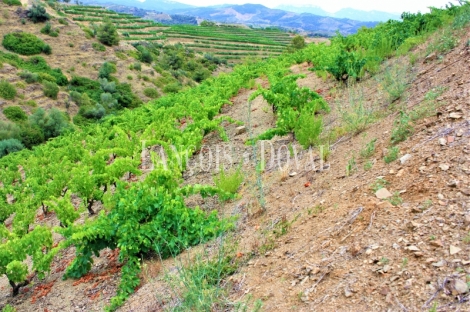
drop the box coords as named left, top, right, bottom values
left=344, top=286, right=353, bottom=298
left=439, top=138, right=447, bottom=146
left=461, top=189, right=470, bottom=196
left=376, top=188, right=392, bottom=199
left=457, top=129, right=465, bottom=137
left=379, top=286, right=391, bottom=296
left=430, top=240, right=443, bottom=248
left=448, top=136, right=455, bottom=143
left=426, top=258, right=437, bottom=263
left=407, top=246, right=420, bottom=252
left=450, top=245, right=462, bottom=255
left=400, top=154, right=412, bottom=165
left=447, top=180, right=458, bottom=187
left=289, top=172, right=297, bottom=177
left=397, top=169, right=405, bottom=177
left=425, top=52, right=437, bottom=62
left=439, top=164, right=450, bottom=171
left=432, top=260, right=446, bottom=267
left=454, top=279, right=469, bottom=294
left=414, top=252, right=424, bottom=257
left=462, top=260, right=470, bottom=265
left=390, top=276, right=400, bottom=282
left=383, top=265, right=391, bottom=273
left=438, top=193, right=445, bottom=200
left=449, top=112, right=463, bottom=119
left=235, top=126, right=246, bottom=135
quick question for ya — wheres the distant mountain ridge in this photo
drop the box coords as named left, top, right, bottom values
left=276, top=5, right=401, bottom=22
left=81, top=0, right=379, bottom=36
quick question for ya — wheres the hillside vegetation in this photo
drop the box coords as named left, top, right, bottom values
left=1, top=1, right=470, bottom=312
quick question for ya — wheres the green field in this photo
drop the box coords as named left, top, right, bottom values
left=63, top=5, right=291, bottom=63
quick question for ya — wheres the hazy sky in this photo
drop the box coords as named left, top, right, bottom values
left=174, top=0, right=460, bottom=14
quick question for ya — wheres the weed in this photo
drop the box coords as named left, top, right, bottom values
left=213, top=166, right=244, bottom=201
left=391, top=111, right=413, bottom=144
left=319, top=143, right=330, bottom=162
left=388, top=192, right=403, bottom=206
left=463, top=233, right=470, bottom=244
left=370, top=178, right=389, bottom=193
left=429, top=302, right=438, bottom=312
left=336, top=89, right=374, bottom=134
left=127, top=75, right=133, bottom=80
left=422, top=199, right=433, bottom=210
left=165, top=237, right=239, bottom=311
left=402, top=257, right=408, bottom=268
left=379, top=64, right=409, bottom=104
left=346, top=156, right=357, bottom=176
left=259, top=237, right=276, bottom=254
left=430, top=235, right=436, bottom=241
left=360, top=138, right=377, bottom=158
left=279, top=164, right=289, bottom=182
left=312, top=205, right=324, bottom=215
left=364, top=161, right=373, bottom=171
left=384, top=146, right=399, bottom=164
left=273, top=215, right=292, bottom=238
left=379, top=257, right=389, bottom=265
left=427, top=27, right=458, bottom=56
left=424, top=86, right=446, bottom=101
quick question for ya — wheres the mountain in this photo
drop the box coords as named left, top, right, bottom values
left=168, top=4, right=378, bottom=36
left=333, top=8, right=401, bottom=21
left=276, top=5, right=401, bottom=22
left=81, top=0, right=194, bottom=12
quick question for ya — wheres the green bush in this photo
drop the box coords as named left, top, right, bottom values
left=3, top=106, right=27, bottom=122
left=92, top=42, right=106, bottom=52
left=42, top=44, right=52, bottom=55
left=0, top=80, right=16, bottom=100
left=0, top=120, right=20, bottom=140
left=40, top=22, right=52, bottom=35
left=19, top=124, right=44, bottom=148
left=19, top=71, right=39, bottom=83
left=58, top=18, right=68, bottom=25
left=213, top=167, right=244, bottom=201
left=2, top=33, right=50, bottom=56
left=143, top=87, right=159, bottom=99
left=0, top=139, right=24, bottom=157
left=30, top=108, right=71, bottom=140
left=97, top=20, right=119, bottom=46
left=98, top=62, right=117, bottom=79
left=43, top=81, right=59, bottom=99
left=384, top=146, right=400, bottom=164
left=391, top=111, right=413, bottom=144
left=163, top=82, right=182, bottom=94
left=3, top=0, right=21, bottom=5
left=27, top=3, right=50, bottom=23
left=295, top=111, right=322, bottom=148
left=132, top=62, right=141, bottom=71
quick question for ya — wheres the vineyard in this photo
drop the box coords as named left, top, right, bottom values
left=2, top=1, right=470, bottom=311
left=61, top=5, right=291, bottom=63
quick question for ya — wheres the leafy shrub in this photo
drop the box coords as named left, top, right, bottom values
left=132, top=62, right=141, bottom=71
left=0, top=120, right=20, bottom=140
left=19, top=124, right=44, bottom=148
left=43, top=81, right=59, bottom=99
left=143, top=87, right=159, bottom=99
left=0, top=80, right=16, bottom=100
left=98, top=62, right=117, bottom=80
left=213, top=167, right=244, bottom=201
left=19, top=71, right=39, bottom=83
left=360, top=138, right=377, bottom=158
left=30, top=108, right=71, bottom=140
left=0, top=139, right=24, bottom=157
left=3, top=106, right=27, bottom=122
left=42, top=44, right=52, bottom=55
left=163, top=82, right=182, bottom=94
left=38, top=72, right=56, bottom=83
left=58, top=18, right=68, bottom=25
left=27, top=3, right=50, bottom=23
left=79, top=104, right=106, bottom=120
left=2, top=32, right=49, bottom=55
left=384, top=146, right=399, bottom=164
left=40, top=22, right=52, bottom=35
left=3, top=0, right=21, bottom=5
left=97, top=20, right=119, bottom=46
left=92, top=42, right=106, bottom=52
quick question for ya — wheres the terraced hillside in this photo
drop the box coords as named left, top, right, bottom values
left=62, top=5, right=292, bottom=63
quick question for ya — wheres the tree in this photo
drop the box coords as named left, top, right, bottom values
left=291, top=35, right=306, bottom=50
left=27, top=2, right=50, bottom=23
left=97, top=20, right=119, bottom=46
